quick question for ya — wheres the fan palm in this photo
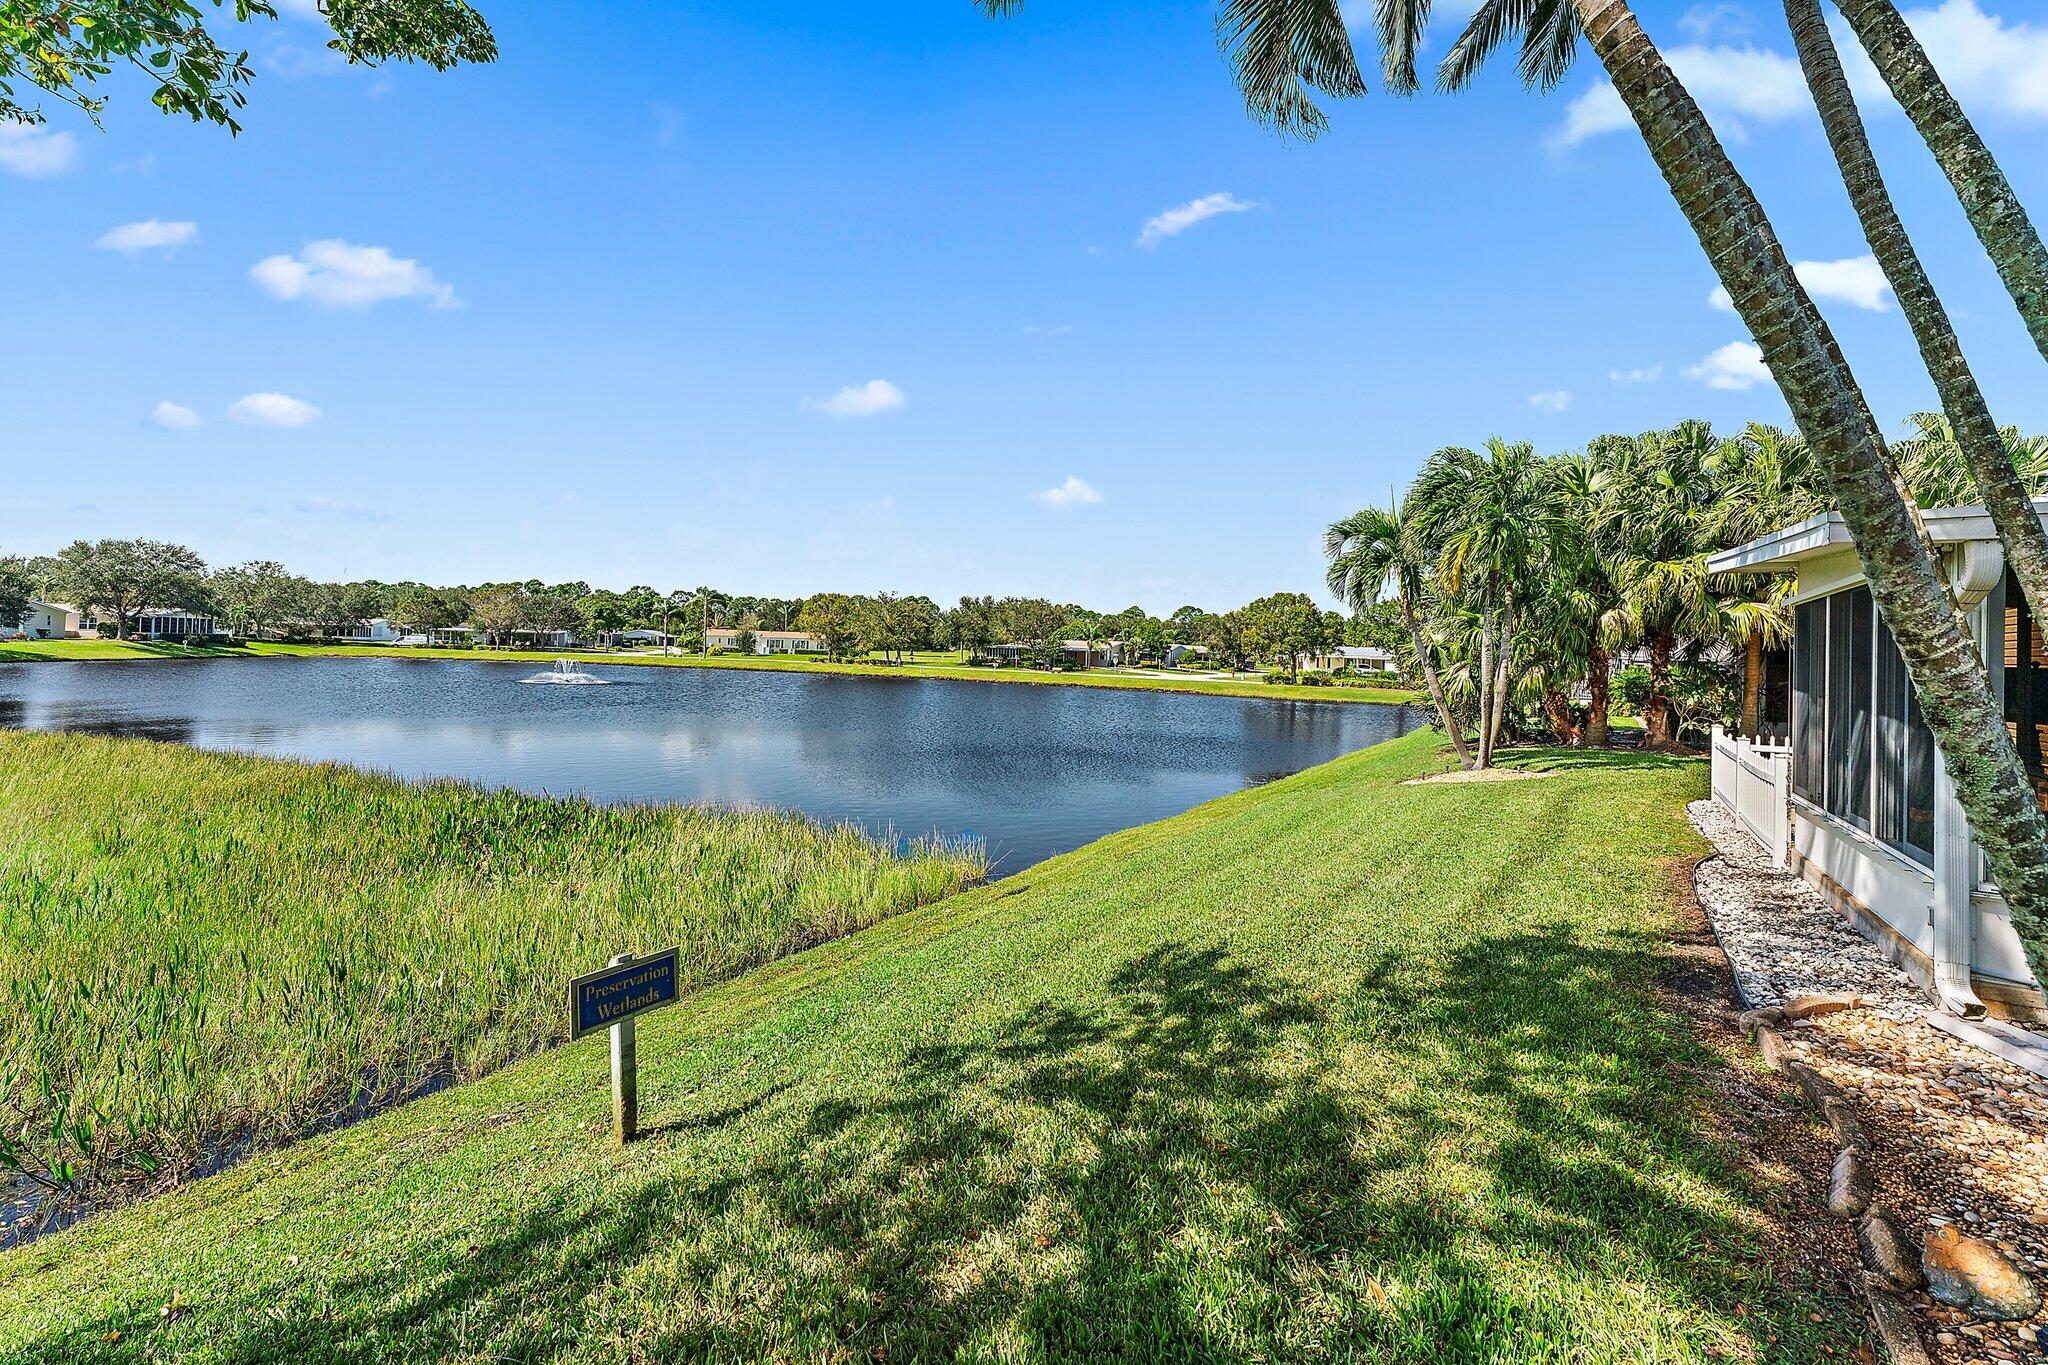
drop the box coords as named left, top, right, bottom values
left=1707, top=423, right=1829, bottom=736
left=1781, top=0, right=2048, bottom=638
left=1896, top=413, right=2048, bottom=511
left=1325, top=501, right=1475, bottom=768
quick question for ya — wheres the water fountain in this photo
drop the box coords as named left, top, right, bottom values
left=518, top=658, right=611, bottom=686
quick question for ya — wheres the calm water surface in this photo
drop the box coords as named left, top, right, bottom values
left=0, top=659, right=1422, bottom=874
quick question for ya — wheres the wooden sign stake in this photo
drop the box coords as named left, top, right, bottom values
left=608, top=951, right=638, bottom=1145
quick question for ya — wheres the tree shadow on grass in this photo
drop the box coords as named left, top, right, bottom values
left=46, top=934, right=1855, bottom=1363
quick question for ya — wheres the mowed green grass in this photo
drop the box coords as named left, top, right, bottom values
left=0, top=638, right=1418, bottom=705
left=0, top=732, right=1861, bottom=1362
left=0, top=734, right=980, bottom=1189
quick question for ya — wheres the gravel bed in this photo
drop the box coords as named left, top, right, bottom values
left=1690, top=799, right=2048, bottom=1364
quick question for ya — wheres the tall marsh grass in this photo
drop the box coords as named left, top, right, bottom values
left=0, top=732, right=983, bottom=1203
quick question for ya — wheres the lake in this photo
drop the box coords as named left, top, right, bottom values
left=0, top=659, right=1423, bottom=874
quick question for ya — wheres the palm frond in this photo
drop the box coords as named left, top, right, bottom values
left=1217, top=0, right=1367, bottom=137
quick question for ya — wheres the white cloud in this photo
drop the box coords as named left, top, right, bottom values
left=1685, top=341, right=1775, bottom=392
left=1680, top=2, right=1754, bottom=42
left=1033, top=476, right=1103, bottom=509
left=228, top=392, right=323, bottom=428
left=250, top=239, right=460, bottom=310
left=804, top=379, right=906, bottom=419
left=1609, top=364, right=1664, bottom=383
left=0, top=123, right=78, bottom=177
left=149, top=402, right=203, bottom=431
left=1709, top=254, right=1892, bottom=313
left=1136, top=192, right=1255, bottom=248
left=95, top=219, right=199, bottom=255
left=1552, top=44, right=1809, bottom=148
left=1527, top=389, right=1573, bottom=413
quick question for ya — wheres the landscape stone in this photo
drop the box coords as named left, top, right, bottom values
left=1922, top=1225, right=2043, bottom=1322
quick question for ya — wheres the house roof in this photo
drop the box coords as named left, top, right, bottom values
left=1707, top=498, right=2048, bottom=574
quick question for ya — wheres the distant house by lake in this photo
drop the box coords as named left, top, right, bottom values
left=1299, top=645, right=1395, bottom=673
left=349, top=619, right=402, bottom=644
left=705, top=629, right=826, bottom=655
left=131, top=609, right=218, bottom=642
left=3, top=601, right=81, bottom=640
left=988, top=640, right=1125, bottom=668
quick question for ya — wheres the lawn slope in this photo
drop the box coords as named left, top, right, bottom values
left=0, top=732, right=1861, bottom=1362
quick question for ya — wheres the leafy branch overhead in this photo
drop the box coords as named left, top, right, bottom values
left=0, top=0, right=494, bottom=132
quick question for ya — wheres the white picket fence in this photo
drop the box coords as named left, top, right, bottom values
left=1710, top=725, right=1791, bottom=870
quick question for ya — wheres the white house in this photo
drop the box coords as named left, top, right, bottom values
left=704, top=628, right=826, bottom=655
left=610, top=628, right=672, bottom=647
left=1709, top=502, right=2046, bottom=1020
left=1298, top=644, right=1396, bottom=673
left=349, top=618, right=402, bottom=644
left=4, top=601, right=80, bottom=640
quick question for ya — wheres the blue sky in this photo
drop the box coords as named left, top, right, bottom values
left=5, top=0, right=2047, bottom=613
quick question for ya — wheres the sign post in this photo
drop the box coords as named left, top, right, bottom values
left=568, top=946, right=681, bottom=1145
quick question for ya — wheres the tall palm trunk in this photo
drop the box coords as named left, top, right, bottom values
left=1741, top=631, right=1763, bottom=740
left=1833, top=0, right=2048, bottom=364
left=1787, top=0, right=2048, bottom=632
left=1476, top=598, right=1497, bottom=769
left=1490, top=601, right=1515, bottom=754
left=1643, top=630, right=1677, bottom=749
left=1400, top=591, right=1474, bottom=768
left=1575, top=0, right=2048, bottom=988
left=1541, top=685, right=1580, bottom=747
left=1586, top=644, right=1612, bottom=748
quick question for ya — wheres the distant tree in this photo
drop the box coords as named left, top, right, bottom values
left=733, top=620, right=758, bottom=654
left=51, top=538, right=207, bottom=639
left=996, top=597, right=1067, bottom=668
left=944, top=596, right=998, bottom=661
left=0, top=0, right=495, bottom=133
left=0, top=557, right=32, bottom=631
left=1201, top=610, right=1247, bottom=672
left=392, top=585, right=461, bottom=635
left=211, top=560, right=300, bottom=639
left=796, top=593, right=862, bottom=659
left=468, top=585, right=523, bottom=646
left=1128, top=615, right=1169, bottom=665
left=1239, top=592, right=1327, bottom=680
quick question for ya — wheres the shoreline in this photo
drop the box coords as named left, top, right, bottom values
left=0, top=639, right=1420, bottom=706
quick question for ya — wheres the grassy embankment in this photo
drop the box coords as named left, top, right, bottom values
left=0, top=734, right=980, bottom=1196
left=0, top=638, right=1417, bottom=705
left=0, top=729, right=1862, bottom=1361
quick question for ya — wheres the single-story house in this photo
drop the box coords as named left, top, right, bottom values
left=1708, top=501, right=2046, bottom=1019
left=610, top=628, right=672, bottom=647
left=3, top=601, right=80, bottom=640
left=704, top=628, right=826, bottom=655
left=1165, top=643, right=1211, bottom=667
left=428, top=626, right=476, bottom=646
left=986, top=640, right=1124, bottom=668
left=1298, top=644, right=1396, bottom=673
left=349, top=618, right=402, bottom=644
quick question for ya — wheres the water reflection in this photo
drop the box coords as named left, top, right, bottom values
left=0, top=660, right=1421, bottom=874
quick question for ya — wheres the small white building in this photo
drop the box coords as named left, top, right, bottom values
left=611, top=628, right=673, bottom=647
left=1299, top=645, right=1395, bottom=673
left=704, top=628, right=827, bottom=655
left=349, top=618, right=402, bottom=643
left=1710, top=502, right=2046, bottom=1020
left=4, top=601, right=80, bottom=640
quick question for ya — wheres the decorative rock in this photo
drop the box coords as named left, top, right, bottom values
left=1820, top=1095, right=1867, bottom=1150
left=1922, top=1226, right=2044, bottom=1321
left=1860, top=1210, right=1926, bottom=1291
left=1785, top=991, right=1869, bottom=1021
left=1755, top=1025, right=1792, bottom=1073
left=1738, top=1006, right=1789, bottom=1037
left=1829, top=1144, right=1872, bottom=1219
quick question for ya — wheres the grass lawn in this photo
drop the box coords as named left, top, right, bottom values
left=0, top=638, right=1419, bottom=706
left=0, top=731, right=1861, bottom=1362
left=0, top=734, right=979, bottom=1197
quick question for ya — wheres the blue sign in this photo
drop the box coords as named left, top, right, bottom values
left=569, top=948, right=681, bottom=1039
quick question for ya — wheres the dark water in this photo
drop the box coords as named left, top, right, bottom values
left=0, top=659, right=1422, bottom=875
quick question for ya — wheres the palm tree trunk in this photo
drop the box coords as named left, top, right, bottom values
left=1400, top=593, right=1473, bottom=768
left=1644, top=631, right=1676, bottom=749
left=1575, top=0, right=2048, bottom=988
left=1476, top=601, right=1496, bottom=769
left=1586, top=646, right=1612, bottom=748
left=1490, top=605, right=1515, bottom=754
left=1787, top=0, right=2048, bottom=634
left=1542, top=686, right=1580, bottom=746
left=1833, top=0, right=2048, bottom=364
left=1742, top=631, right=1763, bottom=739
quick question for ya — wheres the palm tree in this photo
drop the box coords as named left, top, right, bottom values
left=1832, top=0, right=2048, bottom=365
left=1540, top=449, right=1625, bottom=747
left=1408, top=437, right=1553, bottom=767
left=1706, top=423, right=1829, bottom=736
left=1325, top=501, right=1475, bottom=768
left=1782, top=0, right=2048, bottom=638
left=1897, top=412, right=2048, bottom=510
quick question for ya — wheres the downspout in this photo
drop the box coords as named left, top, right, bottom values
left=1933, top=540, right=2004, bottom=1017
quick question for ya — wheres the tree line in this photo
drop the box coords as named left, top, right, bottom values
left=0, top=540, right=1395, bottom=671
